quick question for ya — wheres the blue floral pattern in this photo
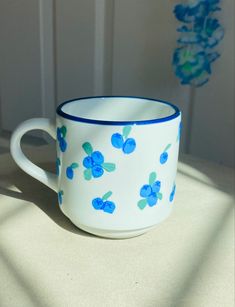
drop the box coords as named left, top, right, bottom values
left=177, top=121, right=182, bottom=142
left=66, top=162, right=79, bottom=180
left=173, top=0, right=224, bottom=86
left=56, top=158, right=61, bottom=176
left=160, top=144, right=171, bottom=164
left=137, top=172, right=163, bottom=210
left=111, top=126, right=136, bottom=154
left=169, top=184, right=176, bottom=202
left=57, top=126, right=67, bottom=152
left=82, top=142, right=116, bottom=180
left=58, top=190, right=64, bottom=206
left=92, top=191, right=116, bottom=214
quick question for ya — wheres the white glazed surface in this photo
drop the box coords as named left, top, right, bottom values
left=56, top=103, right=181, bottom=234
left=10, top=97, right=181, bottom=238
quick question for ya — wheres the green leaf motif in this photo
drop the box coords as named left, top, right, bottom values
left=60, top=190, right=64, bottom=195
left=82, top=142, right=93, bottom=156
left=84, top=169, right=92, bottom=180
left=71, top=162, right=79, bottom=169
left=149, top=172, right=157, bottom=185
left=157, top=192, right=163, bottom=200
left=61, top=126, right=67, bottom=138
left=164, top=143, right=171, bottom=152
left=102, top=163, right=116, bottom=172
left=138, top=199, right=147, bottom=210
left=102, top=191, right=112, bottom=201
left=122, top=125, right=132, bottom=139
left=56, top=158, right=61, bottom=165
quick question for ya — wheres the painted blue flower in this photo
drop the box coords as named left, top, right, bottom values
left=103, top=201, right=116, bottom=214
left=91, top=165, right=104, bottom=178
left=92, top=191, right=116, bottom=214
left=57, top=126, right=67, bottom=152
left=58, top=190, right=64, bottom=206
left=111, top=126, right=136, bottom=154
left=173, top=0, right=224, bottom=87
left=160, top=144, right=171, bottom=164
left=82, top=142, right=115, bottom=180
left=169, top=184, right=176, bottom=202
left=66, top=162, right=79, bottom=180
left=138, top=172, right=163, bottom=210
left=56, top=158, right=61, bottom=176
left=92, top=198, right=104, bottom=210
left=177, top=121, right=182, bottom=142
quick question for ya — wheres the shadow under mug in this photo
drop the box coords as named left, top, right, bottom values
left=10, top=96, right=181, bottom=239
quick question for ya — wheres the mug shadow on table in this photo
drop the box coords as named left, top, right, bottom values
left=0, top=161, right=94, bottom=238
left=0, top=154, right=234, bottom=307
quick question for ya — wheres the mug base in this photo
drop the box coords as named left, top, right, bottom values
left=71, top=221, right=156, bottom=239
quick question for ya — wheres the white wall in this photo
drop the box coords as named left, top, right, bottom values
left=111, top=0, right=235, bottom=167
left=55, top=0, right=95, bottom=102
left=0, top=0, right=234, bottom=167
left=190, top=0, right=235, bottom=166
left=0, top=0, right=42, bottom=131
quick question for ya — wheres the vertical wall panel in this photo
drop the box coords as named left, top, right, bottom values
left=39, top=0, right=56, bottom=121
left=0, top=0, right=42, bottom=131
left=55, top=0, right=95, bottom=104
left=93, top=0, right=114, bottom=96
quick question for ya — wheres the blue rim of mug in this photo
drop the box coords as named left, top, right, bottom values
left=56, top=96, right=181, bottom=126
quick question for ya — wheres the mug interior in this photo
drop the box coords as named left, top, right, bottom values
left=57, top=96, right=180, bottom=124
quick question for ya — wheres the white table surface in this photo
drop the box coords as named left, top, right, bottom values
left=0, top=142, right=234, bottom=307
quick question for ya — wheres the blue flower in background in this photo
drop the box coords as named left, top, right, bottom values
left=111, top=125, right=136, bottom=154
left=82, top=142, right=115, bottom=180
left=174, top=0, right=220, bottom=24
left=57, top=126, right=67, bottom=152
left=92, top=191, right=116, bottom=214
left=173, top=0, right=224, bottom=87
left=138, top=172, right=163, bottom=210
left=173, top=46, right=213, bottom=86
left=202, top=18, right=224, bottom=48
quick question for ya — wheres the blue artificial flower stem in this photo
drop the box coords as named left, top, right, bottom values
left=173, top=0, right=224, bottom=86
left=185, top=85, right=196, bottom=153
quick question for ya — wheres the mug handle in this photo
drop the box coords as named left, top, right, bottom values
left=10, top=118, right=57, bottom=192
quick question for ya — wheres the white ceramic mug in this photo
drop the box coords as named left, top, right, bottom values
left=10, top=96, right=181, bottom=238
